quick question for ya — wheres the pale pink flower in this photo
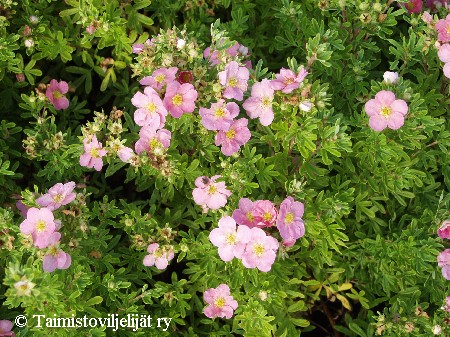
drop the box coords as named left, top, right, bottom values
left=16, top=200, right=29, bottom=217
left=163, top=81, right=198, bottom=118
left=422, top=11, right=433, bottom=24
left=42, top=232, right=71, bottom=272
left=444, top=296, right=450, bottom=312
left=232, top=198, right=257, bottom=228
left=132, top=39, right=153, bottom=54
left=117, top=146, right=134, bottom=163
left=241, top=227, right=279, bottom=272
left=438, top=220, right=450, bottom=239
left=270, top=68, right=308, bottom=94
left=85, top=25, right=96, bottom=34
left=143, top=243, right=174, bottom=270
left=131, top=86, right=167, bottom=129
left=209, top=216, right=251, bottom=261
left=134, top=126, right=171, bottom=156
left=243, top=79, right=275, bottom=126
left=79, top=135, right=107, bottom=171
left=203, top=284, right=238, bottom=319
left=140, top=67, right=178, bottom=91
left=438, top=44, right=450, bottom=63
left=252, top=200, right=277, bottom=228
left=199, top=100, right=239, bottom=131
left=399, top=0, right=423, bottom=14
left=436, top=14, right=450, bottom=43
left=0, top=320, right=14, bottom=337
left=46, top=79, right=69, bottom=110
left=203, top=47, right=220, bottom=66
left=444, top=63, right=450, bottom=78
left=218, top=61, right=249, bottom=101
left=19, top=207, right=56, bottom=249
left=383, top=71, right=399, bottom=84
left=438, top=249, right=450, bottom=280
left=192, top=175, right=231, bottom=211
left=215, top=118, right=251, bottom=156
left=36, top=182, right=76, bottom=211
left=276, top=197, right=305, bottom=245
left=364, top=90, right=408, bottom=131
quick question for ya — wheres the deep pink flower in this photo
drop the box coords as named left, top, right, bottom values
left=131, top=86, right=167, bottom=128
left=42, top=232, right=71, bottom=272
left=203, top=284, right=238, bottom=319
left=270, top=68, right=308, bottom=94
left=177, top=71, right=193, bottom=84
left=438, top=249, right=450, bottom=280
left=243, top=79, right=275, bottom=126
left=364, top=90, right=408, bottom=131
left=438, top=220, right=450, bottom=239
left=215, top=118, right=251, bottom=156
left=232, top=198, right=257, bottom=228
left=276, top=197, right=305, bottom=245
left=252, top=200, right=278, bottom=228
left=438, top=44, right=450, bottom=63
left=36, top=182, right=76, bottom=211
left=209, top=216, right=251, bottom=261
left=426, top=0, right=448, bottom=11
left=241, top=227, right=279, bottom=272
left=140, top=67, right=178, bottom=91
left=46, top=79, right=69, bottom=110
left=199, top=99, right=239, bottom=131
left=218, top=61, right=249, bottom=101
left=79, top=135, right=107, bottom=171
left=143, top=243, right=174, bottom=270
left=399, top=0, right=423, bottom=14
left=192, top=175, right=231, bottom=211
left=134, top=126, right=171, bottom=156
left=0, top=320, right=14, bottom=337
left=436, top=14, right=450, bottom=43
left=19, top=207, right=56, bottom=249
left=163, top=81, right=198, bottom=118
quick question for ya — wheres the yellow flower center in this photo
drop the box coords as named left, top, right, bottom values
left=149, top=138, right=161, bottom=149
left=263, top=212, right=272, bottom=221
left=19, top=284, right=29, bottom=291
left=253, top=243, right=265, bottom=256
left=49, top=246, right=59, bottom=256
left=228, top=78, right=238, bottom=87
left=225, top=233, right=236, bottom=245
left=246, top=211, right=254, bottom=221
left=90, top=148, right=99, bottom=158
left=52, top=194, right=64, bottom=203
left=262, top=97, right=271, bottom=107
left=53, top=90, right=63, bottom=99
left=146, top=102, right=157, bottom=113
left=208, top=185, right=217, bottom=194
left=447, top=25, right=450, bottom=34
left=214, top=297, right=226, bottom=308
left=225, top=129, right=236, bottom=139
left=172, top=94, right=183, bottom=106
left=285, top=212, right=294, bottom=224
left=215, top=108, right=225, bottom=118
left=380, top=106, right=392, bottom=117
left=155, top=74, right=165, bottom=83
left=154, top=249, right=163, bottom=258
left=285, top=78, right=294, bottom=85
left=36, top=220, right=46, bottom=232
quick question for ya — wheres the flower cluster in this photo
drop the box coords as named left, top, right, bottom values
left=143, top=243, right=175, bottom=270
left=19, top=182, right=75, bottom=272
left=203, top=284, right=238, bottom=319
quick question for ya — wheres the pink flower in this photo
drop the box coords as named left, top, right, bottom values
left=86, top=25, right=96, bottom=34
left=16, top=200, right=29, bottom=217
left=438, top=249, right=450, bottom=280
left=131, top=86, right=167, bottom=128
left=218, top=61, right=249, bottom=101
left=209, top=216, right=251, bottom=261
left=199, top=99, right=239, bottom=131
left=438, top=44, right=450, bottom=63
left=215, top=118, right=251, bottom=156
left=252, top=200, right=277, bottom=228
left=140, top=67, right=178, bottom=91
left=426, top=0, right=448, bottom=11
left=241, top=227, right=279, bottom=272
left=276, top=197, right=305, bottom=245
left=19, top=207, right=56, bottom=249
left=444, top=296, right=450, bottom=312
left=383, top=71, right=399, bottom=84
left=436, top=14, right=450, bottom=43
left=192, top=175, right=231, bottom=211
left=143, top=243, right=174, bottom=270
left=232, top=198, right=257, bottom=228
left=0, top=320, right=14, bottom=337
left=364, top=90, right=408, bottom=131
left=118, top=146, right=134, bottom=163
left=438, top=220, right=450, bottom=239
left=46, top=79, right=69, bottom=110
left=42, top=232, right=71, bottom=272
left=79, top=135, right=107, bottom=171
left=132, top=39, right=153, bottom=54
left=163, top=81, right=198, bottom=118
left=422, top=11, right=433, bottom=23
left=444, top=62, right=450, bottom=78
left=203, top=284, right=238, bottom=319
left=203, top=47, right=220, bottom=66
left=270, top=68, right=308, bottom=94
left=36, top=181, right=76, bottom=211
left=243, top=79, right=275, bottom=126
left=135, top=126, right=171, bottom=156
left=399, top=0, right=423, bottom=13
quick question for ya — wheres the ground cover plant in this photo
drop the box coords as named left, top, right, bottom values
left=0, top=0, right=450, bottom=336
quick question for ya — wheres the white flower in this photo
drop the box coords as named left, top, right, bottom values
left=176, top=39, right=186, bottom=49
left=432, top=325, right=442, bottom=335
left=299, top=100, right=313, bottom=112
left=383, top=71, right=399, bottom=84
left=24, top=39, right=34, bottom=48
